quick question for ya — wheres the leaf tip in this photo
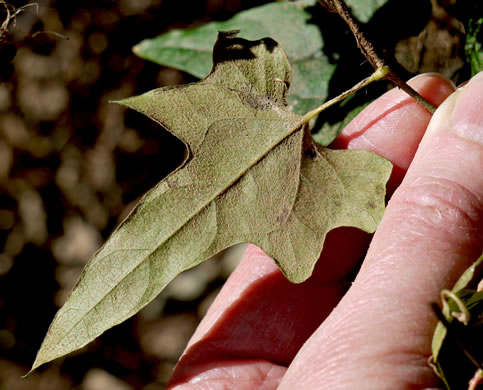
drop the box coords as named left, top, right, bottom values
left=23, top=359, right=43, bottom=378
left=27, top=337, right=65, bottom=378
left=22, top=369, right=34, bottom=379
left=132, top=43, right=141, bottom=56
left=110, top=96, right=139, bottom=110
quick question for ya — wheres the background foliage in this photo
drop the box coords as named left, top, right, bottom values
left=0, top=0, right=479, bottom=389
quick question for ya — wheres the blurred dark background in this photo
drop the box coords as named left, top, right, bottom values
left=0, top=1, right=268, bottom=389
left=0, top=0, right=469, bottom=389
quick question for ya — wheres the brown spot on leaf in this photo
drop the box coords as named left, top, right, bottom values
left=166, top=177, right=180, bottom=189
left=276, top=206, right=291, bottom=224
left=375, top=184, right=385, bottom=195
left=304, top=147, right=316, bottom=159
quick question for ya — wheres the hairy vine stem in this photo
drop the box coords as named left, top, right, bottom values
left=317, top=0, right=437, bottom=114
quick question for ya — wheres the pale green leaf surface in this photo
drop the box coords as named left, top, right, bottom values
left=344, top=0, right=390, bottom=23
left=133, top=0, right=336, bottom=114
left=466, top=16, right=483, bottom=76
left=31, top=33, right=391, bottom=372
left=134, top=0, right=319, bottom=78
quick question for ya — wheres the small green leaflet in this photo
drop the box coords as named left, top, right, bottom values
left=30, top=32, right=391, bottom=373
left=466, top=16, right=483, bottom=76
left=430, top=252, right=483, bottom=389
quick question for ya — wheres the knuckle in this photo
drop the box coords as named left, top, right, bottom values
left=390, top=175, right=483, bottom=243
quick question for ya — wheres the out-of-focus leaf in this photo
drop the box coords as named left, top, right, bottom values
left=30, top=32, right=391, bottom=373
left=466, top=16, right=483, bottom=76
left=312, top=0, right=390, bottom=23
left=132, top=0, right=391, bottom=145
left=133, top=0, right=316, bottom=79
left=344, top=0, right=390, bottom=23
left=444, top=1, right=483, bottom=77
left=312, top=98, right=372, bottom=146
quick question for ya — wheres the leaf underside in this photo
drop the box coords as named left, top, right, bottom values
left=31, top=32, right=391, bottom=372
left=132, top=0, right=391, bottom=146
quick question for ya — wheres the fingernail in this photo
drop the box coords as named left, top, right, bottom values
left=407, top=72, right=455, bottom=87
left=450, top=71, right=483, bottom=144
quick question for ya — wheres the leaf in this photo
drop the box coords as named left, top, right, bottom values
left=133, top=0, right=335, bottom=115
left=430, top=252, right=483, bottom=389
left=344, top=0, right=390, bottom=23
left=132, top=0, right=391, bottom=147
left=312, top=98, right=372, bottom=146
left=444, top=1, right=483, bottom=77
left=466, top=16, right=483, bottom=76
left=449, top=290, right=483, bottom=319
left=318, top=0, right=390, bottom=22
left=30, top=32, right=391, bottom=372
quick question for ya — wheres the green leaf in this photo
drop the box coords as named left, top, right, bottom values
left=30, top=32, right=391, bottom=372
left=312, top=98, right=372, bottom=146
left=132, top=0, right=391, bottom=147
left=430, top=252, right=483, bottom=389
left=344, top=0, right=390, bottom=23
left=133, top=0, right=318, bottom=78
left=466, top=16, right=483, bottom=76
left=317, top=0, right=389, bottom=22
left=444, top=1, right=483, bottom=77
left=133, top=0, right=335, bottom=115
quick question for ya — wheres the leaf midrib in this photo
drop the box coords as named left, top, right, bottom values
left=46, top=114, right=307, bottom=359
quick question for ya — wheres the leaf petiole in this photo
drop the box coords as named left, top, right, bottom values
left=318, top=0, right=436, bottom=114
left=301, top=65, right=390, bottom=124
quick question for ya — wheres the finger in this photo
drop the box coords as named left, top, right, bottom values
left=333, top=72, right=456, bottom=194
left=168, top=74, right=456, bottom=388
left=279, top=72, right=483, bottom=389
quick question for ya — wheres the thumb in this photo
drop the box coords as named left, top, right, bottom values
left=279, top=71, right=483, bottom=389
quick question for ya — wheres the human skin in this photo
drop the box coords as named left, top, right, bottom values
left=167, top=72, right=483, bottom=389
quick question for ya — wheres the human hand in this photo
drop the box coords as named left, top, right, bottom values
left=168, top=72, right=483, bottom=389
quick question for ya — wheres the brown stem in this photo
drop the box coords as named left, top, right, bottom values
left=385, top=72, right=436, bottom=113
left=317, top=0, right=436, bottom=114
left=320, top=0, right=385, bottom=69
